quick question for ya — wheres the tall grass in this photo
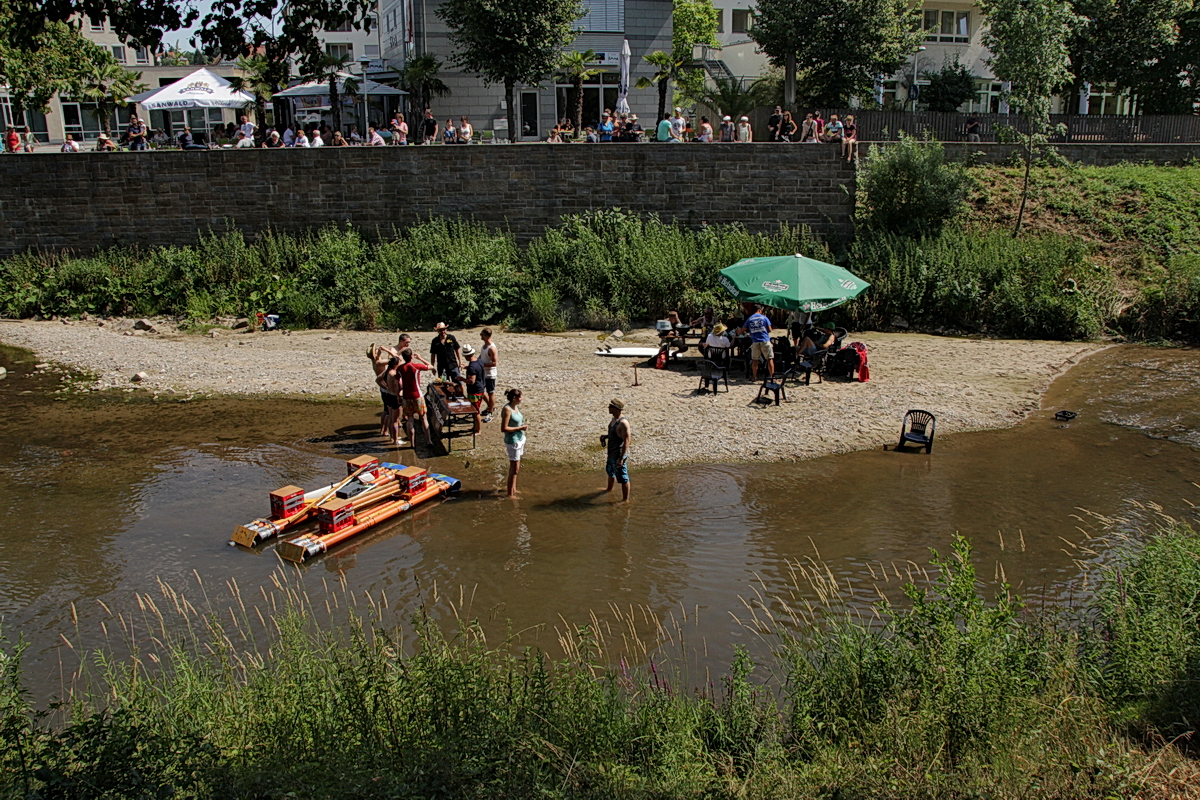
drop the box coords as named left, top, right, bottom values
left=843, top=227, right=1120, bottom=340
left=3, top=524, right=1198, bottom=799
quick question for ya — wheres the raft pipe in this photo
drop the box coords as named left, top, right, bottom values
left=231, top=462, right=380, bottom=548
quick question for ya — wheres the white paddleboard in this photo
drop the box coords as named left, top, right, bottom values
left=596, top=347, right=669, bottom=357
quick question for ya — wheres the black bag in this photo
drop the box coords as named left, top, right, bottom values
left=827, top=347, right=860, bottom=379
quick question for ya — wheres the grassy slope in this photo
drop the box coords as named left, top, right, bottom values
left=963, top=163, right=1200, bottom=263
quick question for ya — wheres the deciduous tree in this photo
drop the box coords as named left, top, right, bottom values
left=0, top=10, right=111, bottom=118
left=438, top=0, right=584, bottom=141
left=750, top=0, right=922, bottom=108
left=978, top=0, right=1080, bottom=235
left=920, top=56, right=979, bottom=112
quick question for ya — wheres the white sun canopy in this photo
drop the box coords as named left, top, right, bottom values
left=129, top=68, right=255, bottom=110
left=273, top=73, right=407, bottom=98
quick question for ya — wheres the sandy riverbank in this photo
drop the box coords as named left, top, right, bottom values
left=0, top=319, right=1103, bottom=466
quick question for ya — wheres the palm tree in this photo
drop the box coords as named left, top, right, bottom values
left=80, top=59, right=145, bottom=138
left=400, top=54, right=451, bottom=118
left=697, top=75, right=772, bottom=123
left=229, top=56, right=287, bottom=142
left=557, top=49, right=601, bottom=137
left=308, top=53, right=358, bottom=135
left=636, top=51, right=687, bottom=124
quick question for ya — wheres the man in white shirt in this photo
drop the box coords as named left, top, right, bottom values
left=235, top=131, right=254, bottom=148
left=367, top=126, right=385, bottom=146
left=238, top=115, right=256, bottom=141
left=282, top=127, right=295, bottom=146
left=669, top=107, right=685, bottom=140
left=310, top=128, right=324, bottom=147
left=60, top=134, right=81, bottom=152
left=293, top=129, right=310, bottom=147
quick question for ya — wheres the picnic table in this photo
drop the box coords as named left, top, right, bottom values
left=424, top=380, right=479, bottom=451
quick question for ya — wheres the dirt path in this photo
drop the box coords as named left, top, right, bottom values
left=0, top=319, right=1103, bottom=466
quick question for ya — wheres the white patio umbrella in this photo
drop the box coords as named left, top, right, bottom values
left=616, top=39, right=631, bottom=115
left=273, top=74, right=407, bottom=99
left=128, top=68, right=254, bottom=110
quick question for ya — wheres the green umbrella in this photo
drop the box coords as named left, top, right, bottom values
left=718, top=253, right=870, bottom=312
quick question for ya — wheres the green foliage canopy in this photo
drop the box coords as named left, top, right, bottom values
left=0, top=11, right=112, bottom=115
left=920, top=56, right=979, bottom=113
left=750, top=0, right=923, bottom=107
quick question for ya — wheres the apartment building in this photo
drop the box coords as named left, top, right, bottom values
left=703, top=0, right=1134, bottom=115
left=380, top=0, right=673, bottom=140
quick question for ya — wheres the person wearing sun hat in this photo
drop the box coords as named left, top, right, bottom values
left=429, top=322, right=463, bottom=381
left=719, top=115, right=735, bottom=142
left=703, top=322, right=732, bottom=362
left=736, top=115, right=753, bottom=142
left=600, top=399, right=632, bottom=502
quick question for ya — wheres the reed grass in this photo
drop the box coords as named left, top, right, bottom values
left=3, top=519, right=1199, bottom=799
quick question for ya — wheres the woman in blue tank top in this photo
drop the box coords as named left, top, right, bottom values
left=500, top=388, right=527, bottom=496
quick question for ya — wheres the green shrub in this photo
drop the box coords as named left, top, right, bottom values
left=1123, top=254, right=1200, bottom=342
left=858, top=134, right=974, bottom=237
left=846, top=227, right=1117, bottom=339
left=521, top=285, right=568, bottom=332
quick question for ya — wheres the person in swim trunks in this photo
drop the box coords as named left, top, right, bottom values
left=375, top=357, right=406, bottom=445
left=600, top=398, right=631, bottom=502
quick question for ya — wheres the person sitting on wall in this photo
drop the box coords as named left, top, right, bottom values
left=234, top=131, right=254, bottom=148
left=328, top=131, right=347, bottom=147
left=261, top=130, right=284, bottom=148
left=60, top=134, right=81, bottom=152
left=94, top=134, right=116, bottom=152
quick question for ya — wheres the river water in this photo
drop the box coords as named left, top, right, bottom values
left=1, top=343, right=1198, bottom=699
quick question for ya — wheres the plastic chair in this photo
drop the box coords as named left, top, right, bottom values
left=697, top=360, right=728, bottom=393
left=756, top=368, right=796, bottom=406
left=796, top=347, right=832, bottom=385
left=897, top=410, right=936, bottom=453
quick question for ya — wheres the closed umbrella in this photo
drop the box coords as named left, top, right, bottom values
left=718, top=253, right=870, bottom=312
left=616, top=39, right=631, bottom=115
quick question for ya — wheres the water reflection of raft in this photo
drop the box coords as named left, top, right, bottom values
left=230, top=456, right=461, bottom=560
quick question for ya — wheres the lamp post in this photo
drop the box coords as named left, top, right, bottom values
left=907, top=45, right=927, bottom=112
left=360, top=56, right=371, bottom=131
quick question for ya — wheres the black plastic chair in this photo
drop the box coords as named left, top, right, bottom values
left=796, top=347, right=832, bottom=385
left=756, top=368, right=796, bottom=406
left=697, top=359, right=729, bottom=393
left=897, top=410, right=936, bottom=453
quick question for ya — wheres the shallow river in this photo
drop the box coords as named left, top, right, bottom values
left=1, top=343, right=1198, bottom=698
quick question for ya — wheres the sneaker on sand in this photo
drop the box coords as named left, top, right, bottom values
left=482, top=413, right=493, bottom=423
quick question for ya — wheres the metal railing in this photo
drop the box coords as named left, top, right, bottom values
left=827, top=110, right=1200, bottom=143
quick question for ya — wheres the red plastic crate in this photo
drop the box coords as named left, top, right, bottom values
left=317, top=499, right=355, bottom=533
left=269, top=486, right=305, bottom=520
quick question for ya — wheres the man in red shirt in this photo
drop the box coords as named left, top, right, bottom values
left=397, top=348, right=433, bottom=446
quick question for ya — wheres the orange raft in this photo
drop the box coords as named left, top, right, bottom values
left=231, top=457, right=461, bottom=554
left=275, top=475, right=454, bottom=563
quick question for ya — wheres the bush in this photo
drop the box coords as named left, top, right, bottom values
left=858, top=134, right=974, bottom=237
left=1122, top=254, right=1200, bottom=342
left=845, top=227, right=1117, bottom=339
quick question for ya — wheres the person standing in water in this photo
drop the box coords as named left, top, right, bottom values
left=500, top=388, right=527, bottom=497
left=374, top=357, right=405, bottom=446
left=600, top=398, right=631, bottom=502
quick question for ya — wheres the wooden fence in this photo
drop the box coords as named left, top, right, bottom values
left=825, top=111, right=1200, bottom=143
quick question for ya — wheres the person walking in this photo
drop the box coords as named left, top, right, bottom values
left=500, top=388, right=527, bottom=497
left=479, top=328, right=499, bottom=421
left=600, top=399, right=631, bottom=502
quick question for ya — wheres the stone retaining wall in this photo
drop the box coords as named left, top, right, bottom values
left=0, top=144, right=856, bottom=256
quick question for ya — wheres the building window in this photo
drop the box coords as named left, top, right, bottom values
left=111, top=45, right=127, bottom=63
left=386, top=9, right=396, bottom=31
left=520, top=91, right=539, bottom=139
left=89, top=16, right=105, bottom=31
left=364, top=44, right=380, bottom=58
left=731, top=9, right=751, bottom=33
left=326, top=43, right=353, bottom=60
left=923, top=9, right=969, bottom=43
left=1086, top=82, right=1137, bottom=115
left=329, top=21, right=353, bottom=32
left=972, top=80, right=1004, bottom=113
left=715, top=8, right=723, bottom=33
left=881, top=80, right=900, bottom=108
left=134, top=46, right=150, bottom=64
left=366, top=15, right=376, bottom=29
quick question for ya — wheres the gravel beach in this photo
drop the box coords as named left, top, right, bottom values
left=0, top=319, right=1103, bottom=466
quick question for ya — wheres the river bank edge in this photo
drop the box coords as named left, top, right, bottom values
left=1, top=319, right=1111, bottom=468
